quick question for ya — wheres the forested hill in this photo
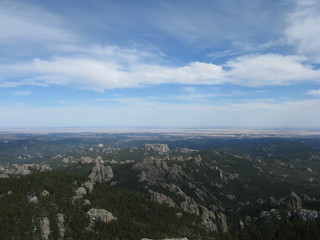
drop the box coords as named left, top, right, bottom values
left=0, top=171, right=214, bottom=240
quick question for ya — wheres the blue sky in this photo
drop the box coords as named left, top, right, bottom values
left=0, top=0, right=320, bottom=129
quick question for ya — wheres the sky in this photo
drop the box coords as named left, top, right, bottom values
left=0, top=0, right=320, bottom=129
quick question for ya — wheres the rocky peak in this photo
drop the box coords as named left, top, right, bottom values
left=284, top=192, right=302, bottom=210
left=89, top=163, right=114, bottom=183
left=144, top=143, right=170, bottom=153
left=132, top=158, right=185, bottom=184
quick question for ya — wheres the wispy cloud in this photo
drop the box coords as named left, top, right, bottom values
left=0, top=1, right=78, bottom=47
left=306, top=89, right=320, bottom=96
left=285, top=0, right=320, bottom=61
left=12, top=91, right=31, bottom=96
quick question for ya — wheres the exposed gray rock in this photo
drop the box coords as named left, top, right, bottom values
left=215, top=211, right=228, bottom=233
left=28, top=195, right=38, bottom=204
left=144, top=143, right=170, bottom=153
left=75, top=187, right=87, bottom=196
left=87, top=208, right=117, bottom=230
left=283, top=192, right=302, bottom=210
left=15, top=164, right=51, bottom=175
left=132, top=158, right=185, bottom=184
left=16, top=165, right=31, bottom=175
left=0, top=173, right=9, bottom=178
left=82, top=180, right=95, bottom=194
left=80, top=157, right=94, bottom=164
left=89, top=163, right=113, bottom=182
left=57, top=213, right=66, bottom=240
left=191, top=155, right=203, bottom=166
left=39, top=217, right=50, bottom=240
left=150, top=191, right=176, bottom=207
left=295, top=209, right=318, bottom=220
left=180, top=199, right=199, bottom=215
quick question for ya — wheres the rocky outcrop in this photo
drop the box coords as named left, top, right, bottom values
left=87, top=208, right=117, bottom=230
left=132, top=158, right=185, bottom=184
left=133, top=159, right=227, bottom=233
left=39, top=217, right=50, bottom=240
left=144, top=143, right=170, bottom=153
left=210, top=166, right=239, bottom=182
left=16, top=165, right=31, bottom=175
left=57, top=213, right=66, bottom=240
left=79, top=157, right=94, bottom=164
left=191, top=155, right=203, bottom=166
left=89, top=144, right=118, bottom=154
left=75, top=187, right=87, bottom=196
left=283, top=192, right=302, bottom=210
left=180, top=199, right=200, bottom=215
left=15, top=164, right=51, bottom=175
left=0, top=173, right=9, bottom=178
left=150, top=191, right=176, bottom=208
left=82, top=180, right=95, bottom=194
left=266, top=192, right=302, bottom=210
left=89, top=163, right=113, bottom=182
left=28, top=195, right=38, bottom=203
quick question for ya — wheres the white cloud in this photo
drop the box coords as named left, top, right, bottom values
left=13, top=91, right=31, bottom=96
left=285, top=0, right=320, bottom=61
left=1, top=50, right=320, bottom=90
left=306, top=89, right=320, bottom=96
left=225, top=54, right=320, bottom=86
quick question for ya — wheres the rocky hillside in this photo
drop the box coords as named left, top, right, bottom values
left=0, top=172, right=215, bottom=240
left=1, top=133, right=320, bottom=239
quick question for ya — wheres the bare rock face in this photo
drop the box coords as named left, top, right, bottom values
left=215, top=211, right=228, bottom=233
left=144, top=143, right=170, bottom=153
left=16, top=165, right=31, bottom=175
left=180, top=199, right=200, bottom=216
left=89, top=163, right=113, bottom=182
left=57, top=213, right=66, bottom=240
left=75, top=187, right=87, bottom=196
left=133, top=158, right=169, bottom=183
left=132, top=158, right=185, bottom=184
left=39, top=217, right=50, bottom=240
left=15, top=164, right=51, bottom=175
left=0, top=173, right=9, bottom=178
left=87, top=208, right=117, bottom=230
left=150, top=191, right=176, bottom=208
left=191, top=155, right=203, bottom=166
left=80, top=157, right=94, bottom=164
left=82, top=180, right=95, bottom=194
left=283, top=192, right=302, bottom=210
left=28, top=195, right=39, bottom=204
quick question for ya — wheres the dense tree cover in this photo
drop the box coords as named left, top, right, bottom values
left=221, top=217, right=320, bottom=240
left=0, top=172, right=215, bottom=240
